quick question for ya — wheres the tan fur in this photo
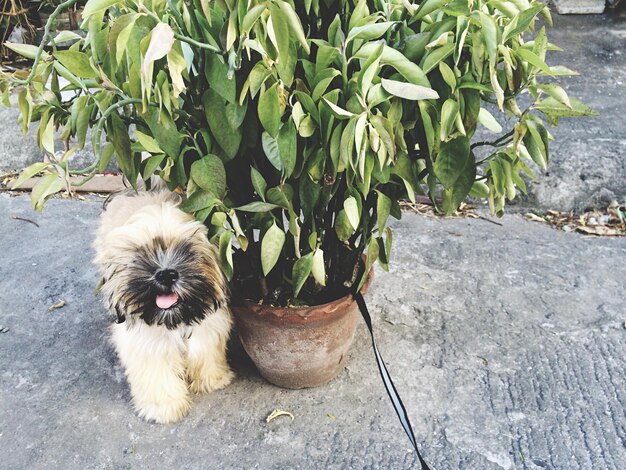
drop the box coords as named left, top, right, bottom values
left=94, top=191, right=234, bottom=423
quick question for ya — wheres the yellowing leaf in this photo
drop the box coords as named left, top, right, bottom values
left=261, top=223, right=285, bottom=276
left=381, top=78, right=439, bottom=100
left=477, top=108, right=503, bottom=133
left=142, top=23, right=175, bottom=84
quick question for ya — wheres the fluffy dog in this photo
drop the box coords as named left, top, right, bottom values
left=94, top=191, right=234, bottom=423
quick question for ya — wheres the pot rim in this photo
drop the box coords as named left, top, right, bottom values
left=230, top=267, right=374, bottom=322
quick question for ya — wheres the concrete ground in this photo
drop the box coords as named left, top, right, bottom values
left=1, top=6, right=626, bottom=470
left=0, top=193, right=624, bottom=469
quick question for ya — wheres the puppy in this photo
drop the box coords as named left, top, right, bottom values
left=94, top=191, right=234, bottom=423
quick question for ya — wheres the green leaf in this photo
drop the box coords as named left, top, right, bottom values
left=478, top=12, right=498, bottom=66
left=179, top=190, right=220, bottom=212
left=516, top=48, right=554, bottom=77
left=346, top=21, right=396, bottom=43
left=380, top=78, right=439, bottom=100
left=458, top=81, right=493, bottom=93
left=115, top=15, right=138, bottom=63
left=322, top=99, right=355, bottom=119
left=190, top=154, right=226, bottom=199
left=75, top=103, right=91, bottom=149
left=202, top=89, right=242, bottom=160
left=354, top=43, right=430, bottom=87
left=261, top=222, right=286, bottom=275
left=98, top=143, right=115, bottom=173
left=434, top=136, right=471, bottom=189
left=268, top=3, right=290, bottom=63
left=439, top=62, right=456, bottom=91
left=31, top=174, right=65, bottom=212
left=503, top=3, right=545, bottom=43
left=145, top=108, right=182, bottom=159
left=298, top=115, right=317, bottom=137
left=266, top=185, right=293, bottom=209
left=335, top=209, right=355, bottom=241
left=258, top=82, right=281, bottom=137
left=292, top=252, right=314, bottom=297
left=477, top=108, right=503, bottom=133
left=142, top=154, right=165, bottom=180
left=278, top=120, right=297, bottom=178
left=4, top=43, right=46, bottom=60
left=442, top=147, right=476, bottom=214
left=357, top=43, right=383, bottom=95
left=236, top=201, right=280, bottom=212
left=277, top=0, right=310, bottom=53
left=83, top=0, right=119, bottom=17
left=261, top=131, right=283, bottom=172
left=376, top=190, right=391, bottom=232
left=241, top=4, right=266, bottom=33
left=523, top=120, right=549, bottom=169
left=135, top=130, right=162, bottom=153
left=41, top=114, right=55, bottom=154
left=541, top=66, right=579, bottom=77
left=315, top=45, right=340, bottom=73
left=357, top=236, right=379, bottom=292
left=109, top=112, right=135, bottom=184
left=205, top=54, right=236, bottom=103
left=413, top=0, right=451, bottom=20
left=54, top=51, right=99, bottom=79
left=420, top=43, right=454, bottom=74
left=11, top=162, right=50, bottom=189
left=250, top=167, right=267, bottom=200
left=440, top=98, right=459, bottom=141
left=469, top=180, right=490, bottom=198
left=536, top=84, right=571, bottom=109
left=218, top=231, right=233, bottom=281
left=533, top=97, right=597, bottom=119
left=299, top=173, right=321, bottom=215
left=392, top=152, right=417, bottom=203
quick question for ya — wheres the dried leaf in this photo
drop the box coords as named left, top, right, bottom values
left=266, top=409, right=294, bottom=423
left=48, top=300, right=66, bottom=312
left=525, top=213, right=547, bottom=223
left=575, top=226, right=622, bottom=237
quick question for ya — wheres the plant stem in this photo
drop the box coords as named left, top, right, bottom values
left=8, top=0, right=82, bottom=86
left=470, top=129, right=515, bottom=150
left=174, top=34, right=222, bottom=54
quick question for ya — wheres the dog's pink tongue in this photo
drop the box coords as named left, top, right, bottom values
left=156, top=293, right=178, bottom=309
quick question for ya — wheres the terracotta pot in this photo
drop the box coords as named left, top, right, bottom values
left=231, top=269, right=373, bottom=389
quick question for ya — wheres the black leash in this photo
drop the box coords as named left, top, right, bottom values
left=354, top=292, right=431, bottom=470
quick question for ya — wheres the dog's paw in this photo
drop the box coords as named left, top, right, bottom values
left=135, top=396, right=192, bottom=424
left=189, top=368, right=235, bottom=394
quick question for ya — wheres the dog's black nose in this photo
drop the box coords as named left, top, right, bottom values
left=155, top=269, right=179, bottom=286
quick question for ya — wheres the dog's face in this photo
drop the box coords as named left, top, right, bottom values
left=96, top=198, right=226, bottom=329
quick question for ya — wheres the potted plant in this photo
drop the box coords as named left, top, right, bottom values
left=1, top=0, right=594, bottom=388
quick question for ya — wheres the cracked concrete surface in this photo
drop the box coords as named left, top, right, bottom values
left=0, top=194, right=624, bottom=469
